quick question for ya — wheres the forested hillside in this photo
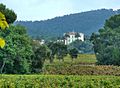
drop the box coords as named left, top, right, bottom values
left=15, top=9, right=120, bottom=39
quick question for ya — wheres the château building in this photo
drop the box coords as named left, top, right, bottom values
left=64, top=32, right=84, bottom=45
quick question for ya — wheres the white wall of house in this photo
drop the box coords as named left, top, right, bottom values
left=78, top=33, right=84, bottom=41
left=64, top=32, right=84, bottom=45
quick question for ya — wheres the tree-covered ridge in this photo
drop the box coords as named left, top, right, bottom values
left=15, top=9, right=120, bottom=39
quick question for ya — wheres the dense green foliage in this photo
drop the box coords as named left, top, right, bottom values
left=15, top=9, right=120, bottom=39
left=31, top=42, right=50, bottom=73
left=0, top=3, right=49, bottom=74
left=91, top=14, right=120, bottom=65
left=1, top=75, right=120, bottom=88
left=68, top=48, right=79, bottom=60
left=0, top=3, right=17, bottom=24
left=0, top=25, right=33, bottom=74
left=46, top=42, right=68, bottom=62
left=54, top=42, right=67, bottom=61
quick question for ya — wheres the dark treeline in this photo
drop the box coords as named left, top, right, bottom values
left=15, top=9, right=120, bottom=39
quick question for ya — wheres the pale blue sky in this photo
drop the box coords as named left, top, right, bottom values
left=1, top=0, right=120, bottom=21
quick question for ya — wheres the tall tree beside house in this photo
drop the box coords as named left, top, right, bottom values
left=91, top=14, right=120, bottom=65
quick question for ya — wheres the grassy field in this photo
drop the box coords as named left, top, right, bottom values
left=0, top=75, right=120, bottom=88
left=44, top=54, right=96, bottom=65
left=43, top=54, right=120, bottom=75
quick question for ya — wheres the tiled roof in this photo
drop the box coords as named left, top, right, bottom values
left=66, top=32, right=76, bottom=35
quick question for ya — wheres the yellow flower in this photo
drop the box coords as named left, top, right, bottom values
left=0, top=38, right=5, bottom=48
left=0, top=12, right=9, bottom=30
